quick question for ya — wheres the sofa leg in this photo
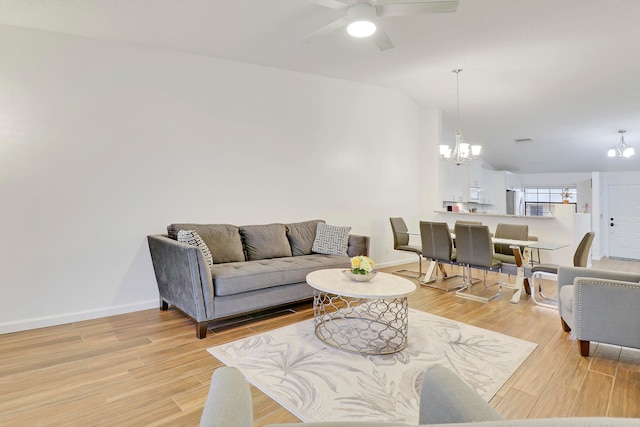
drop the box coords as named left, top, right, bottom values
left=160, top=299, right=169, bottom=311
left=578, top=340, right=590, bottom=356
left=196, top=322, right=209, bottom=339
left=560, top=317, right=571, bottom=332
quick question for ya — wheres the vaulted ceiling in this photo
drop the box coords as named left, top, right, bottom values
left=1, top=0, right=639, bottom=173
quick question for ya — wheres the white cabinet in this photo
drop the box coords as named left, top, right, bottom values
left=441, top=159, right=467, bottom=202
left=468, top=159, right=482, bottom=188
left=441, top=159, right=494, bottom=205
left=480, top=168, right=494, bottom=205
left=505, top=172, right=523, bottom=190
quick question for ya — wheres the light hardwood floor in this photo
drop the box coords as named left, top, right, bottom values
left=1, top=258, right=639, bottom=426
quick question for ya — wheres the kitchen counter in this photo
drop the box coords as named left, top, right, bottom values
left=434, top=210, right=554, bottom=219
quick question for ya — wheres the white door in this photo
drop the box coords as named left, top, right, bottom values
left=609, top=185, right=640, bottom=260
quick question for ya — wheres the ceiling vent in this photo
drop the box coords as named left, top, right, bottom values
left=514, top=138, right=533, bottom=143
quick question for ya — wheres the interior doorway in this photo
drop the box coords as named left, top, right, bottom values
left=609, top=184, right=640, bottom=260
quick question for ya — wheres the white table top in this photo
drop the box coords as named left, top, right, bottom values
left=306, top=269, right=417, bottom=299
left=451, top=234, right=568, bottom=251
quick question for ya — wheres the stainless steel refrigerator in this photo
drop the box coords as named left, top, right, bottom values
left=506, top=189, right=525, bottom=216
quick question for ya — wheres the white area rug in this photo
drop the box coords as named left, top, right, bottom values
left=208, top=309, right=536, bottom=424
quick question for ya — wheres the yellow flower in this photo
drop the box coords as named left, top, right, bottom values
left=350, top=255, right=375, bottom=274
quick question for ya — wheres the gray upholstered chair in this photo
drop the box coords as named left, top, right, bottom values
left=419, top=221, right=464, bottom=292
left=390, top=217, right=423, bottom=278
left=492, top=223, right=529, bottom=264
left=557, top=266, right=640, bottom=356
left=200, top=365, right=505, bottom=427
left=199, top=365, right=638, bottom=426
left=454, top=224, right=502, bottom=302
left=531, top=231, right=595, bottom=307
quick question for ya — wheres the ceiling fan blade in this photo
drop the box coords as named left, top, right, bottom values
left=377, top=0, right=459, bottom=17
left=373, top=26, right=395, bottom=51
left=308, top=0, right=348, bottom=10
left=302, top=16, right=348, bottom=42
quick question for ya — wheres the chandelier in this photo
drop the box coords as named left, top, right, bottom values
left=439, top=69, right=481, bottom=165
left=607, top=129, right=635, bottom=159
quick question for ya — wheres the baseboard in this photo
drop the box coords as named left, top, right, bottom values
left=376, top=257, right=422, bottom=269
left=0, top=299, right=159, bottom=335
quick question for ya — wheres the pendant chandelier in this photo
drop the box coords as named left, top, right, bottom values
left=439, top=69, right=481, bottom=165
left=607, top=129, right=635, bottom=159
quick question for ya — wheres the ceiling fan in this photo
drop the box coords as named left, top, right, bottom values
left=304, top=0, right=459, bottom=51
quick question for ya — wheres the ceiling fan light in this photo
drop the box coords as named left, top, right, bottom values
left=347, top=20, right=376, bottom=37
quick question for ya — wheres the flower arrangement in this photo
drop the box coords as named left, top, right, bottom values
left=561, top=188, right=571, bottom=202
left=350, top=255, right=375, bottom=275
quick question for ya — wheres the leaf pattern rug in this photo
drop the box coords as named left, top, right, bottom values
left=208, top=308, right=536, bottom=424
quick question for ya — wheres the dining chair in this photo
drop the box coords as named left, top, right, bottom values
left=530, top=231, right=595, bottom=308
left=454, top=223, right=502, bottom=302
left=419, top=221, right=464, bottom=292
left=390, top=217, right=423, bottom=278
left=492, top=223, right=528, bottom=265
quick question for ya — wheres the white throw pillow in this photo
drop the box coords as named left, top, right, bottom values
left=177, top=229, right=214, bottom=269
left=311, top=223, right=351, bottom=256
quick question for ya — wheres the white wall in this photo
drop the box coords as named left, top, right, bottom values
left=0, top=25, right=438, bottom=333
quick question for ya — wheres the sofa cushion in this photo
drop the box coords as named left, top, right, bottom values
left=177, top=230, right=214, bottom=269
left=211, top=254, right=351, bottom=297
left=312, top=223, right=351, bottom=256
left=168, top=223, right=245, bottom=263
left=239, top=223, right=292, bottom=261
left=286, top=219, right=325, bottom=256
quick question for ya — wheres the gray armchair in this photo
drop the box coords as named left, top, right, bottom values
left=557, top=266, right=640, bottom=356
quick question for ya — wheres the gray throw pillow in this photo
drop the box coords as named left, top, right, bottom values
left=286, top=219, right=326, bottom=256
left=177, top=230, right=214, bottom=269
left=311, top=223, right=351, bottom=256
left=168, top=223, right=245, bottom=263
left=239, top=223, right=292, bottom=261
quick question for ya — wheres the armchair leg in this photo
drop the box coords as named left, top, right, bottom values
left=560, top=317, right=571, bottom=332
left=578, top=340, right=590, bottom=356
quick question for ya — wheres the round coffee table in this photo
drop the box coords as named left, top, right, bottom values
left=306, top=269, right=416, bottom=355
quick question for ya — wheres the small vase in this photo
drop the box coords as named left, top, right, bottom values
left=563, top=200, right=569, bottom=204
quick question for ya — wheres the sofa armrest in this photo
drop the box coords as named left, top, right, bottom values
left=419, top=366, right=503, bottom=424
left=347, top=234, right=370, bottom=257
left=147, top=234, right=214, bottom=322
left=200, top=368, right=253, bottom=427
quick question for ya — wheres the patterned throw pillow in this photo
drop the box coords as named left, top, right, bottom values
left=311, top=223, right=351, bottom=256
left=177, top=229, right=214, bottom=269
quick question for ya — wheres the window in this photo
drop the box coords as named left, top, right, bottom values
left=524, top=187, right=576, bottom=216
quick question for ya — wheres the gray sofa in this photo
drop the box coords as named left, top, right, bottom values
left=558, top=266, right=640, bottom=356
left=147, top=219, right=370, bottom=338
left=200, top=366, right=638, bottom=427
